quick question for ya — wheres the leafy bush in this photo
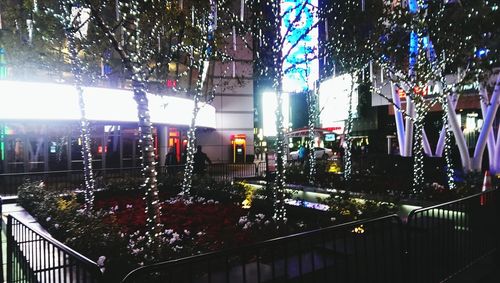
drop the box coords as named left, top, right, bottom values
left=321, top=192, right=398, bottom=223
left=17, top=181, right=129, bottom=281
left=17, top=181, right=58, bottom=221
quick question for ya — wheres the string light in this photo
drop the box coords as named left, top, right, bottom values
left=40, top=0, right=97, bottom=211
left=307, top=84, right=317, bottom=185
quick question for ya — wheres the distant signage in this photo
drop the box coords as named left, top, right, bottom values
left=266, top=151, right=277, bottom=173
left=166, top=79, right=177, bottom=88
left=324, top=133, right=336, bottom=141
left=319, top=74, right=358, bottom=124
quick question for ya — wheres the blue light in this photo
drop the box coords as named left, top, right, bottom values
left=476, top=48, right=490, bottom=58
left=408, top=0, right=418, bottom=13
left=281, top=0, right=319, bottom=93
left=409, top=31, right=418, bottom=70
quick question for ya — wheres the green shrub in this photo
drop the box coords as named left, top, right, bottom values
left=17, top=180, right=58, bottom=221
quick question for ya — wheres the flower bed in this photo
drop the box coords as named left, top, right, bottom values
left=17, top=177, right=400, bottom=281
left=17, top=180, right=279, bottom=281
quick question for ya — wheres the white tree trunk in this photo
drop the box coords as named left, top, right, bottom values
left=479, top=84, right=497, bottom=171
left=422, top=129, right=432, bottom=156
left=494, top=127, right=500, bottom=174
left=447, top=94, right=472, bottom=172
left=435, top=97, right=458, bottom=157
left=404, top=98, right=415, bottom=157
left=391, top=83, right=406, bottom=155
left=472, top=74, right=500, bottom=171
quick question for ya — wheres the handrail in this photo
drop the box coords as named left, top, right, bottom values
left=407, top=188, right=498, bottom=222
left=7, top=214, right=103, bottom=277
left=0, top=166, right=143, bottom=177
left=0, top=163, right=260, bottom=177
left=122, top=214, right=402, bottom=282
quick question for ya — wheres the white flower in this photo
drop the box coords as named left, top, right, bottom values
left=165, top=229, right=174, bottom=235
left=243, top=222, right=252, bottom=230
left=97, top=256, right=106, bottom=267
left=184, top=229, right=190, bottom=235
left=197, top=231, right=205, bottom=236
left=172, top=232, right=180, bottom=240
left=46, top=217, right=51, bottom=222
left=238, top=216, right=248, bottom=225
left=54, top=224, right=60, bottom=229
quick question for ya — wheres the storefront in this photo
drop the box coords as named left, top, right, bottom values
left=0, top=81, right=216, bottom=173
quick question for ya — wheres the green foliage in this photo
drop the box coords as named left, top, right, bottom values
left=321, top=192, right=398, bottom=223
left=17, top=180, right=128, bottom=278
left=17, top=180, right=58, bottom=220
left=190, top=177, right=247, bottom=204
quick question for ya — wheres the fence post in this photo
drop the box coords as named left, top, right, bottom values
left=6, top=215, right=12, bottom=283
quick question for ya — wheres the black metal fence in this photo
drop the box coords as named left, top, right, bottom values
left=0, top=189, right=497, bottom=283
left=0, top=163, right=268, bottom=196
left=6, top=215, right=103, bottom=283
left=406, top=189, right=499, bottom=283
left=121, top=190, right=499, bottom=283
left=122, top=215, right=404, bottom=283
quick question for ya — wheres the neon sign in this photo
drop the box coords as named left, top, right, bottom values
left=281, top=0, right=318, bottom=93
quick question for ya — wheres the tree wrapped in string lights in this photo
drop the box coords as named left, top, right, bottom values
left=7, top=0, right=101, bottom=209
left=253, top=0, right=320, bottom=224
left=53, top=0, right=97, bottom=210
left=82, top=0, right=179, bottom=247
left=178, top=0, right=249, bottom=195
left=320, top=0, right=381, bottom=182
left=371, top=0, right=500, bottom=191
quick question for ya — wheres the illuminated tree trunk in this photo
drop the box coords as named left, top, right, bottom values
left=181, top=94, right=200, bottom=195
left=66, top=30, right=95, bottom=210
left=87, top=3, right=162, bottom=245
left=306, top=87, right=317, bottom=184
left=274, top=83, right=287, bottom=223
left=411, top=99, right=425, bottom=193
left=270, top=0, right=287, bottom=224
left=441, top=98, right=456, bottom=189
left=132, top=78, right=162, bottom=242
left=343, top=75, right=356, bottom=181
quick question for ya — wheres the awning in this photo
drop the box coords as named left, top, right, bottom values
left=0, top=80, right=216, bottom=129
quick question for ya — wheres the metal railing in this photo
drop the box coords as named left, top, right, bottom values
left=122, top=215, right=404, bottom=283
left=0, top=167, right=144, bottom=196
left=1, top=163, right=268, bottom=196
left=121, top=190, right=499, bottom=283
left=1, top=180, right=497, bottom=282
left=406, top=189, right=499, bottom=283
left=6, top=215, right=103, bottom=283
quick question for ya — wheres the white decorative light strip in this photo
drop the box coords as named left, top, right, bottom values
left=0, top=80, right=216, bottom=128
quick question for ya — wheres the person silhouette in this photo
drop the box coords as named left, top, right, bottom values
left=193, top=145, right=211, bottom=174
left=165, top=146, right=178, bottom=175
